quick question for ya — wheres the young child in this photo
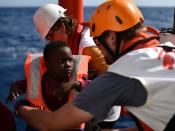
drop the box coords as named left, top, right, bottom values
left=8, top=41, right=90, bottom=131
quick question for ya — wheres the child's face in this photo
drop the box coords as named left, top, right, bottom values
left=46, top=46, right=73, bottom=81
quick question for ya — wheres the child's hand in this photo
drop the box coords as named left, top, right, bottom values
left=14, top=99, right=31, bottom=117
left=61, top=80, right=80, bottom=92
left=6, top=81, right=25, bottom=103
left=55, top=81, right=80, bottom=99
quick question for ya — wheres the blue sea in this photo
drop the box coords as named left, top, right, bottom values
left=0, top=6, right=174, bottom=131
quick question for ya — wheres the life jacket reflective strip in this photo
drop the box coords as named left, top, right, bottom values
left=25, top=53, right=90, bottom=129
left=25, top=53, right=48, bottom=111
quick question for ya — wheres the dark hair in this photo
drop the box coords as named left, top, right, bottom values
left=120, top=21, right=146, bottom=41
left=58, top=16, right=77, bottom=34
left=97, top=22, right=145, bottom=48
left=43, top=41, right=70, bottom=62
left=46, top=15, right=77, bottom=39
left=96, top=21, right=145, bottom=42
left=94, top=21, right=145, bottom=60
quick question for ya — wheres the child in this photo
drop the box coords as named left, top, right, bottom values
left=8, top=41, right=90, bottom=131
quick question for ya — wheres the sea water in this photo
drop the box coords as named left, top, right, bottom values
left=0, top=6, right=174, bottom=131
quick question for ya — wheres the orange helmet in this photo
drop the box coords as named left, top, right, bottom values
left=90, top=0, right=144, bottom=37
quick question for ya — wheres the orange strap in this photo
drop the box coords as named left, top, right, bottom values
left=146, top=26, right=160, bottom=35
left=121, top=32, right=160, bottom=53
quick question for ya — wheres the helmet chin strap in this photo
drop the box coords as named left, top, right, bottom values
left=100, top=33, right=122, bottom=63
left=101, top=41, right=116, bottom=59
left=113, top=33, right=122, bottom=61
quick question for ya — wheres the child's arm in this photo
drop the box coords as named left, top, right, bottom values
left=59, top=80, right=81, bottom=93
left=6, top=79, right=27, bottom=103
left=62, top=79, right=91, bottom=92
left=75, top=79, right=91, bottom=91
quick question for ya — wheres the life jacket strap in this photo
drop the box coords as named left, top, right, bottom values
left=120, top=36, right=159, bottom=57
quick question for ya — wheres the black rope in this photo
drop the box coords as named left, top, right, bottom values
left=158, top=45, right=175, bottom=52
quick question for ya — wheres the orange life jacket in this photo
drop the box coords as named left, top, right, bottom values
left=25, top=53, right=91, bottom=129
left=120, top=27, right=160, bottom=131
left=121, top=26, right=160, bottom=55
left=25, top=53, right=47, bottom=110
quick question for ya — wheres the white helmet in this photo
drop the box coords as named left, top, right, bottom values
left=33, top=3, right=67, bottom=39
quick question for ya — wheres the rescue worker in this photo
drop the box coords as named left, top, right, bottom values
left=79, top=27, right=121, bottom=130
left=7, top=3, right=119, bottom=130
left=13, top=0, right=175, bottom=130
left=33, top=3, right=108, bottom=76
